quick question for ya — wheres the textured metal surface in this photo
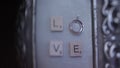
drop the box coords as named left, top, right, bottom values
left=93, top=0, right=120, bottom=68
left=93, top=0, right=106, bottom=68
left=92, top=0, right=99, bottom=68
left=102, top=0, right=120, bottom=68
left=16, top=0, right=34, bottom=68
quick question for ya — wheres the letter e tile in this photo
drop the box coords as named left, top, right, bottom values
left=69, top=41, right=82, bottom=57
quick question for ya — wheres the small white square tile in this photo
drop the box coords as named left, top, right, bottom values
left=50, top=16, right=63, bottom=31
left=49, top=40, right=63, bottom=56
left=69, top=41, right=82, bottom=57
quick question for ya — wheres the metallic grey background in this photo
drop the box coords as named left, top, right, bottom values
left=35, top=0, right=93, bottom=68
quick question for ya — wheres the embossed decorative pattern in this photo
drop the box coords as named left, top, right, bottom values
left=16, top=0, right=33, bottom=68
left=102, top=0, right=120, bottom=68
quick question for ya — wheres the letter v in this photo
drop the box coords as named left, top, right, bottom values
left=54, top=44, right=60, bottom=52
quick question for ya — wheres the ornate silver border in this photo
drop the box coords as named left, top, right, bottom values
left=102, top=0, right=120, bottom=68
left=16, top=0, right=35, bottom=68
left=93, top=0, right=120, bottom=68
left=17, top=0, right=120, bottom=68
left=92, top=0, right=99, bottom=68
left=32, top=0, right=36, bottom=68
